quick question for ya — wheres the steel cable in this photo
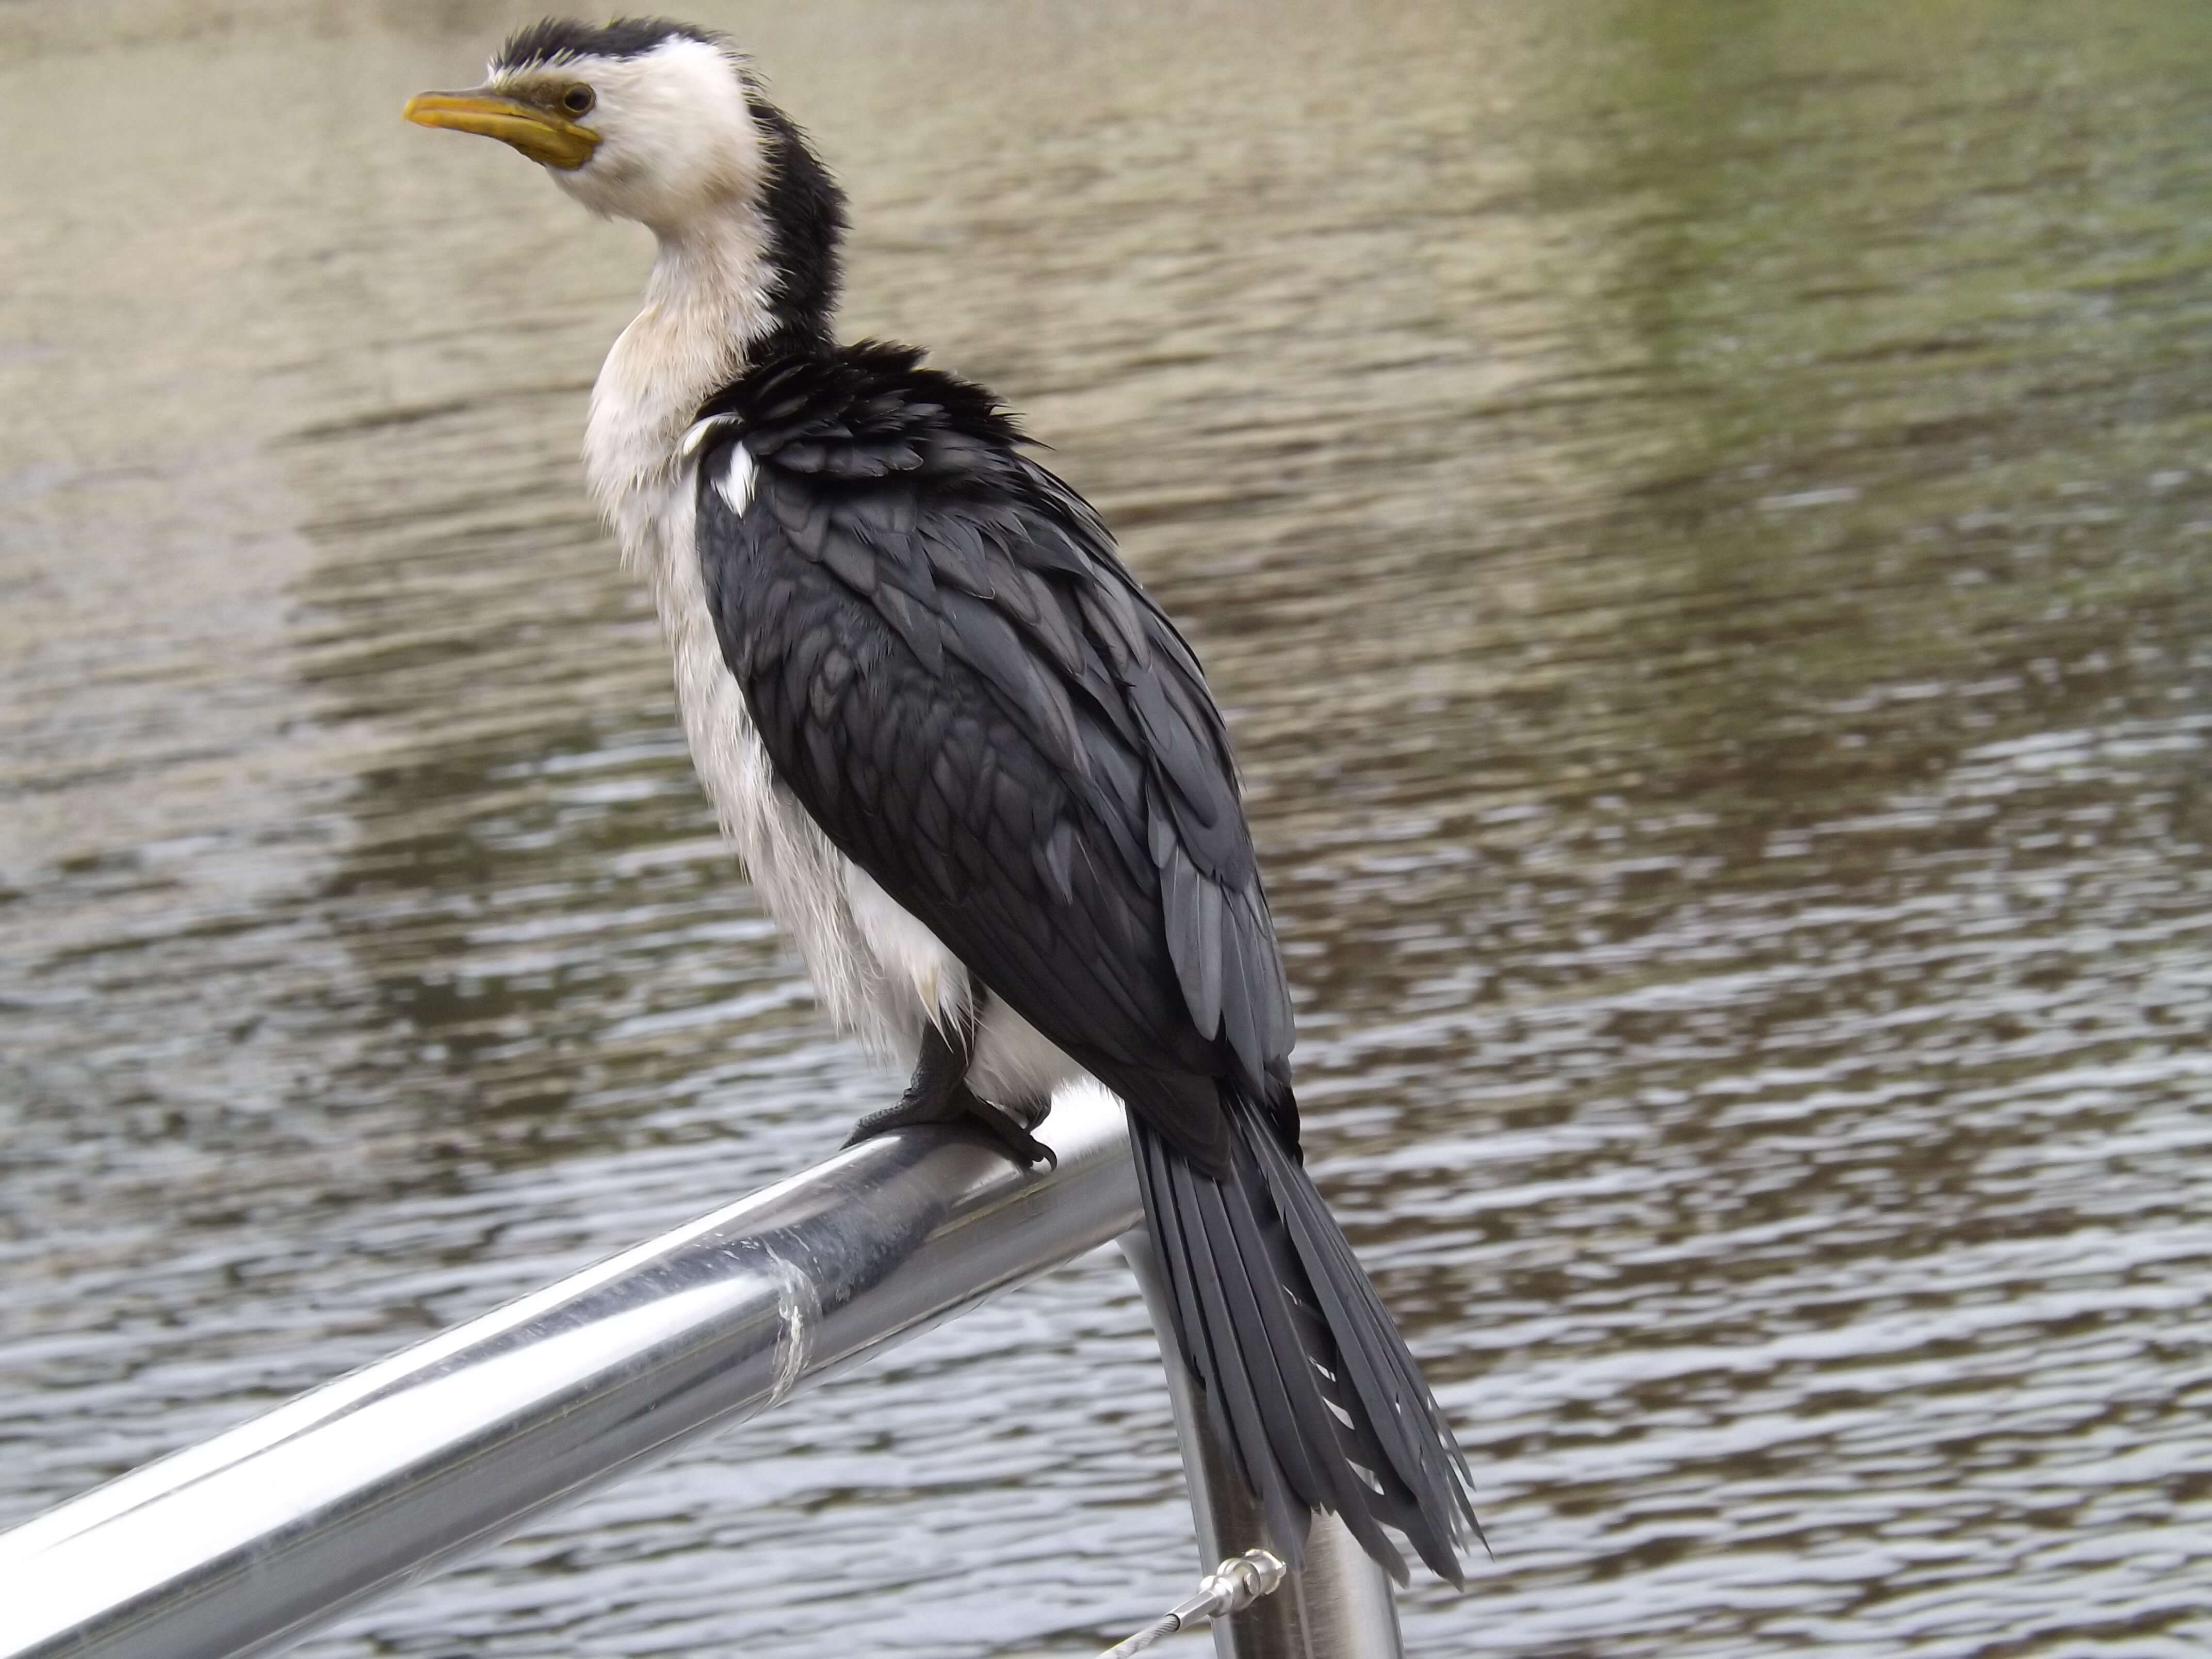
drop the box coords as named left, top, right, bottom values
left=1096, top=1550, right=1286, bottom=1658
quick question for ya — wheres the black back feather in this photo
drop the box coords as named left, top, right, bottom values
left=692, top=340, right=1477, bottom=1579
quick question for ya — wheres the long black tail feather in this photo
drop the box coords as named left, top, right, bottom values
left=1130, top=1094, right=1481, bottom=1585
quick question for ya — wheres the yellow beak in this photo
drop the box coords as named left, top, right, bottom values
left=402, top=90, right=598, bottom=171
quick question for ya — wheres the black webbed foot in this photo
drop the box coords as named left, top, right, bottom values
left=845, top=1075, right=987, bottom=1144
left=843, top=996, right=1055, bottom=1169
left=966, top=1097, right=1056, bottom=1170
left=845, top=1079, right=1054, bottom=1168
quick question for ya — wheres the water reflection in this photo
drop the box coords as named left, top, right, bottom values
left=3, top=2, right=2208, bottom=1654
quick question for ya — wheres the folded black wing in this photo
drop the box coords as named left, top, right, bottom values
left=691, top=345, right=1295, bottom=1168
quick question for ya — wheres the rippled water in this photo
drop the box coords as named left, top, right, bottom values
left=5, top=2, right=2210, bottom=1653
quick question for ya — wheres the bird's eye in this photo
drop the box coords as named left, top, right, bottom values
left=561, top=85, right=596, bottom=117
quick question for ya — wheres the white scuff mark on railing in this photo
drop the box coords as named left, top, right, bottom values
left=757, top=1246, right=819, bottom=1410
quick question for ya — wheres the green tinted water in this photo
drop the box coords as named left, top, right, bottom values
left=4, top=3, right=2208, bottom=1653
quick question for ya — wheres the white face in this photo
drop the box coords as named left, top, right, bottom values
left=491, top=36, right=768, bottom=234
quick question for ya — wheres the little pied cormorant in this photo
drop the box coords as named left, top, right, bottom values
left=405, top=15, right=1478, bottom=1584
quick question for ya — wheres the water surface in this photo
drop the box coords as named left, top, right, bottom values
left=4, top=2, right=2209, bottom=1653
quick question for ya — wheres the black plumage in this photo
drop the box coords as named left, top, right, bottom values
left=496, top=14, right=724, bottom=69
left=740, top=98, right=845, bottom=346
left=692, top=343, right=1479, bottom=1581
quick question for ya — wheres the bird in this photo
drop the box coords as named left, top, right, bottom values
left=405, top=15, right=1478, bottom=1584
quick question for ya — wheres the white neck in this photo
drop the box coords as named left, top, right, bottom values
left=583, top=202, right=780, bottom=564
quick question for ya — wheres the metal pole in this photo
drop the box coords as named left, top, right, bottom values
left=1119, top=1233, right=1406, bottom=1659
left=0, top=1084, right=1140, bottom=1659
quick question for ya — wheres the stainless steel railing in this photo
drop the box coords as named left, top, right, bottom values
left=0, top=1081, right=1401, bottom=1659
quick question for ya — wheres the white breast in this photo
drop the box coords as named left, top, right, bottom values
left=588, top=296, right=1082, bottom=1107
left=630, top=443, right=1083, bottom=1107
left=612, top=442, right=904, bottom=1058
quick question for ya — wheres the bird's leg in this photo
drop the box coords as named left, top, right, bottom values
left=944, top=990, right=1055, bottom=1169
left=846, top=1013, right=979, bottom=1143
left=844, top=994, right=1054, bottom=1169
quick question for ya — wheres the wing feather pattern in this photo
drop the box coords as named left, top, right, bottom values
left=691, top=341, right=1476, bottom=1582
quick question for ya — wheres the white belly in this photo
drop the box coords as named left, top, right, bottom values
left=626, top=449, right=1080, bottom=1108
